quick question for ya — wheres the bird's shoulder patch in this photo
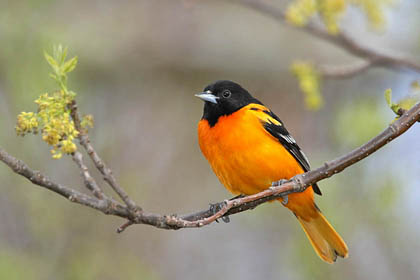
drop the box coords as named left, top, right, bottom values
left=245, top=104, right=283, bottom=126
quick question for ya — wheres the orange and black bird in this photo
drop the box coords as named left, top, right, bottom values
left=196, top=80, right=348, bottom=263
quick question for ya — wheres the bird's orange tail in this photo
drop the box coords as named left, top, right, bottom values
left=295, top=207, right=348, bottom=263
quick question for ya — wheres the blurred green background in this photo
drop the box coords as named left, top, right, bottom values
left=1, top=1, right=420, bottom=279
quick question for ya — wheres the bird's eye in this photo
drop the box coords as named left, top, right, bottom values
left=222, top=90, right=231, bottom=98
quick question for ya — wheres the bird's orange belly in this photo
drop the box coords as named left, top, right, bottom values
left=198, top=116, right=303, bottom=195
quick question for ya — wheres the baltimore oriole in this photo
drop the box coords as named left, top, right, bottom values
left=196, top=80, right=348, bottom=263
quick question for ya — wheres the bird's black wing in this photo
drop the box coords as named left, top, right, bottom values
left=261, top=109, right=322, bottom=195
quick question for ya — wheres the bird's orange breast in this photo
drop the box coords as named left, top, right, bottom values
left=198, top=104, right=306, bottom=196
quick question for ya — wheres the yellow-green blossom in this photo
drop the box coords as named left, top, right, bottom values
left=319, top=0, right=347, bottom=34
left=81, top=114, right=94, bottom=131
left=15, top=45, right=88, bottom=159
left=285, top=0, right=392, bottom=34
left=16, top=112, right=39, bottom=135
left=286, top=0, right=317, bottom=27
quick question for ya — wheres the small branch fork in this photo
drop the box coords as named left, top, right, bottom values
left=69, top=101, right=140, bottom=214
left=238, top=0, right=420, bottom=78
left=1, top=100, right=419, bottom=233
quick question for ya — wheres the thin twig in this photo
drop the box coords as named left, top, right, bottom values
left=318, top=60, right=373, bottom=79
left=72, top=151, right=105, bottom=199
left=237, top=0, right=420, bottom=76
left=116, top=221, right=134, bottom=233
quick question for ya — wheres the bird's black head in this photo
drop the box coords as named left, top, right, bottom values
left=196, top=80, right=262, bottom=127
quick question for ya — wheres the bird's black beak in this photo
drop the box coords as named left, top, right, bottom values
left=195, top=91, right=218, bottom=104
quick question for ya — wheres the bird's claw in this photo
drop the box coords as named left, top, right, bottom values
left=271, top=179, right=288, bottom=187
left=209, top=202, right=230, bottom=223
left=221, top=216, right=230, bottom=223
left=271, top=179, right=289, bottom=205
left=209, top=202, right=222, bottom=214
left=281, top=195, right=288, bottom=205
left=210, top=194, right=244, bottom=223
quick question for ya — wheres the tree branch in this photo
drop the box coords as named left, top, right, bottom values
left=2, top=101, right=419, bottom=232
left=237, top=0, right=420, bottom=77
